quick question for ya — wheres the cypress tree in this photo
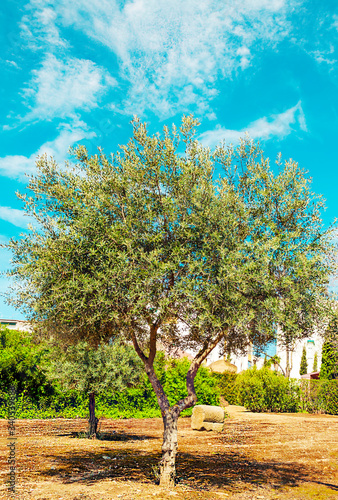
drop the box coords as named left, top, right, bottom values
left=299, top=345, right=308, bottom=375
left=313, top=351, right=318, bottom=372
left=44, top=339, right=144, bottom=437
left=320, top=341, right=338, bottom=380
left=320, top=315, right=338, bottom=380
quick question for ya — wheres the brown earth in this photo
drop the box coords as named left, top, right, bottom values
left=0, top=405, right=337, bottom=500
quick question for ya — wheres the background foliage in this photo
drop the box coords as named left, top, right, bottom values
left=215, top=367, right=338, bottom=415
left=0, top=328, right=55, bottom=401
left=0, top=348, right=220, bottom=419
left=2, top=327, right=337, bottom=418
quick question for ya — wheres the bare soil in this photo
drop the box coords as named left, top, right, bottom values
left=0, top=406, right=337, bottom=500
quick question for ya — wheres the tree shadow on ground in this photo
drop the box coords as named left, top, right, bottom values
left=67, top=431, right=157, bottom=442
left=41, top=447, right=338, bottom=493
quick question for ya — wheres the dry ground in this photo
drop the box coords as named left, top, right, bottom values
left=0, top=406, right=337, bottom=500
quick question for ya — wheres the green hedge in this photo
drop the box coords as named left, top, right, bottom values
left=214, top=367, right=338, bottom=415
left=235, top=367, right=300, bottom=413
left=299, top=379, right=338, bottom=415
left=212, top=372, right=239, bottom=405
left=0, top=356, right=220, bottom=419
left=322, top=380, right=338, bottom=414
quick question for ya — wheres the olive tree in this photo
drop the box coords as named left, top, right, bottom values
left=44, top=339, right=143, bottom=437
left=4, top=116, right=335, bottom=487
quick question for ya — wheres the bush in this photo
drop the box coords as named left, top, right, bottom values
left=299, top=379, right=338, bottom=415
left=212, top=372, right=239, bottom=404
left=299, top=379, right=325, bottom=413
left=233, top=369, right=338, bottom=415
left=321, top=380, right=338, bottom=414
left=236, top=366, right=300, bottom=413
left=0, top=328, right=55, bottom=402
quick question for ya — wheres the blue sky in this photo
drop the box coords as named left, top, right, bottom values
left=1, top=0, right=338, bottom=319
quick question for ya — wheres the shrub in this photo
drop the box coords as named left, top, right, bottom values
left=299, top=380, right=325, bottom=413
left=212, top=372, right=239, bottom=404
left=236, top=366, right=300, bottom=413
left=321, top=380, right=338, bottom=415
left=0, top=328, right=55, bottom=402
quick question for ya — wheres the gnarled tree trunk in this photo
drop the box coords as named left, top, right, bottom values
left=88, top=391, right=98, bottom=438
left=130, top=324, right=224, bottom=489
left=160, top=410, right=179, bottom=488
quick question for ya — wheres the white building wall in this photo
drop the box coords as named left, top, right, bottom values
left=0, top=319, right=31, bottom=332
left=212, top=325, right=326, bottom=378
left=276, top=328, right=324, bottom=378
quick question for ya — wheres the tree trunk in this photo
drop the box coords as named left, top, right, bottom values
left=286, top=348, right=292, bottom=378
left=129, top=326, right=224, bottom=489
left=160, top=410, right=179, bottom=488
left=88, top=392, right=98, bottom=438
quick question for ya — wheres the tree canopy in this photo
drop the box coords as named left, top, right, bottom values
left=4, top=115, right=336, bottom=487
left=44, top=339, right=143, bottom=396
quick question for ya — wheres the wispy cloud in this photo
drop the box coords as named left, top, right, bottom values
left=21, top=0, right=297, bottom=119
left=199, top=102, right=307, bottom=148
left=22, top=54, right=117, bottom=122
left=20, top=3, right=68, bottom=51
left=310, top=46, right=336, bottom=66
left=0, top=120, right=96, bottom=181
left=0, top=207, right=34, bottom=229
left=5, top=60, right=20, bottom=69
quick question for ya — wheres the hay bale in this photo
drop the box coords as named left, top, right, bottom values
left=191, top=405, right=225, bottom=432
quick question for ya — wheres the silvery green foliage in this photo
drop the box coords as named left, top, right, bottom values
left=4, top=115, right=336, bottom=358
left=44, top=339, right=144, bottom=394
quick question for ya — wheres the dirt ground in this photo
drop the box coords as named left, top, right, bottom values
left=0, top=405, right=337, bottom=500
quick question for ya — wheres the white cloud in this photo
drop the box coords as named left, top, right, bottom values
left=311, top=46, right=336, bottom=66
left=20, top=3, right=68, bottom=51
left=0, top=207, right=34, bottom=229
left=21, top=0, right=298, bottom=118
left=333, top=14, right=338, bottom=31
left=236, top=46, right=251, bottom=69
left=0, top=120, right=96, bottom=181
left=199, top=101, right=307, bottom=147
left=5, top=60, right=20, bottom=69
left=23, top=54, right=117, bottom=121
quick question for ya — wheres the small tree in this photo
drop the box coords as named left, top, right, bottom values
left=44, top=339, right=144, bottom=437
left=4, top=116, right=336, bottom=487
left=299, top=345, right=308, bottom=375
left=313, top=351, right=318, bottom=372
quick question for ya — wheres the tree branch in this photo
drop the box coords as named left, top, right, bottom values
left=129, top=327, right=147, bottom=364
left=148, top=322, right=159, bottom=365
left=172, top=330, right=225, bottom=416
